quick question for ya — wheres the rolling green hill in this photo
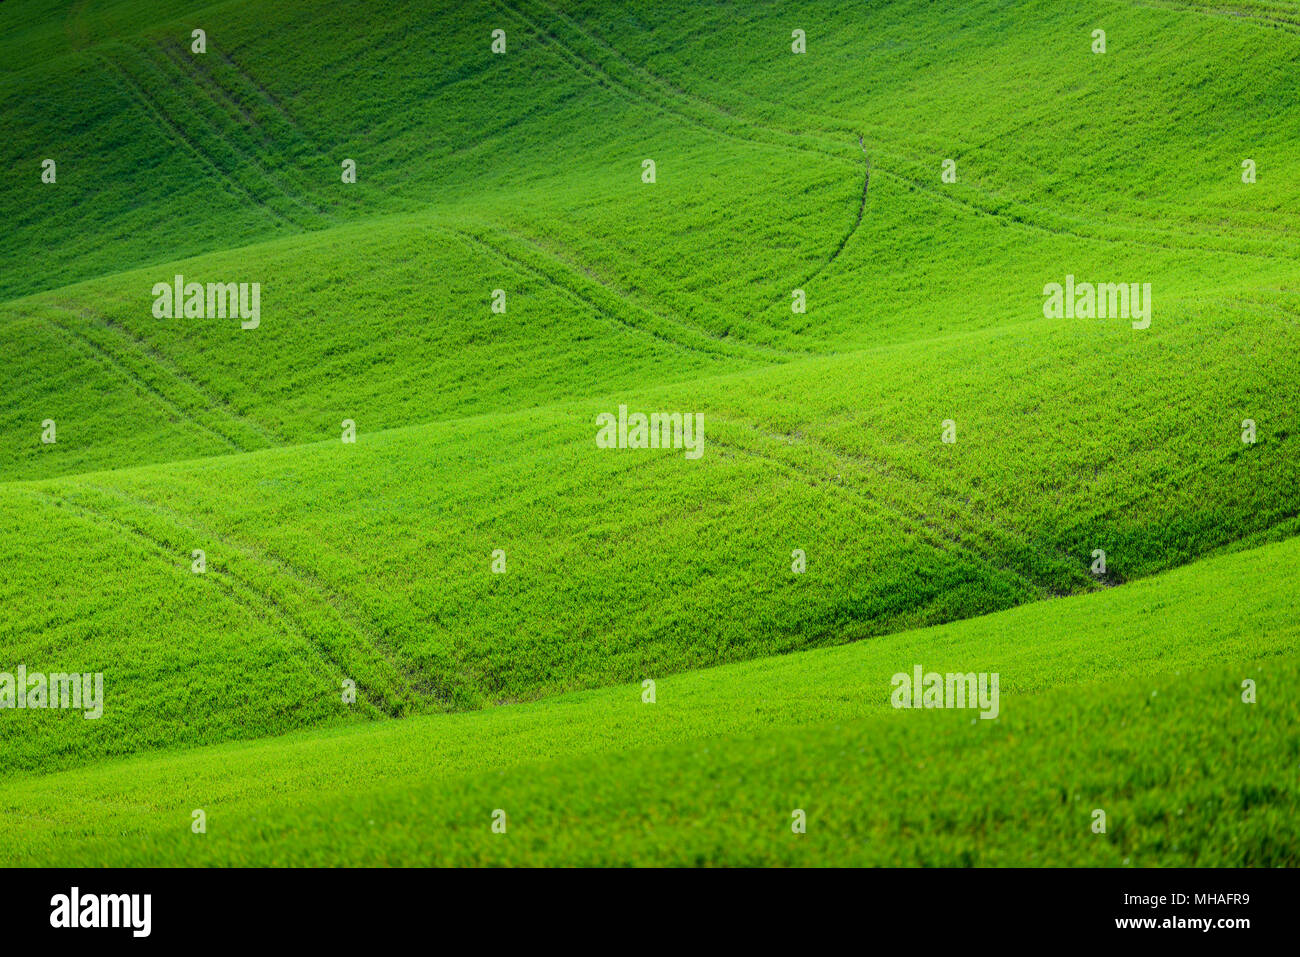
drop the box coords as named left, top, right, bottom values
left=2, top=532, right=1297, bottom=865
left=1, top=0, right=1297, bottom=865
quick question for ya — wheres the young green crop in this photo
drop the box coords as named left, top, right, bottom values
left=1, top=0, right=1297, bottom=866
left=3, top=533, right=1297, bottom=865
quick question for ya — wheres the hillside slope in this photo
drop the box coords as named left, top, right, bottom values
left=2, top=532, right=1296, bottom=865
left=4, top=297, right=1298, bottom=775
left=1, top=0, right=1297, bottom=864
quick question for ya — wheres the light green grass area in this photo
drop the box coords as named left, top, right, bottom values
left=1, top=0, right=1297, bottom=865
left=2, top=533, right=1296, bottom=865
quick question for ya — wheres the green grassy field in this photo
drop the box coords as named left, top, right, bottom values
left=3, top=534, right=1297, bottom=865
left=1, top=0, right=1297, bottom=866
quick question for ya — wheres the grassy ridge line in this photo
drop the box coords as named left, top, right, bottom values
left=1, top=532, right=1296, bottom=864
left=4, top=175, right=1295, bottom=485
left=1, top=294, right=1295, bottom=774
left=7, top=0, right=1298, bottom=307
left=0, top=200, right=754, bottom=481
left=512, top=0, right=1296, bottom=253
left=1, top=0, right=615, bottom=296
left=610, top=0, right=1300, bottom=229
left=519, top=0, right=1297, bottom=259
left=8, top=0, right=1299, bottom=483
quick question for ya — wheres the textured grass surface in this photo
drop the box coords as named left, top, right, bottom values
left=1, top=0, right=1297, bottom=865
left=2, top=533, right=1296, bottom=865
left=3, top=298, right=1297, bottom=774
